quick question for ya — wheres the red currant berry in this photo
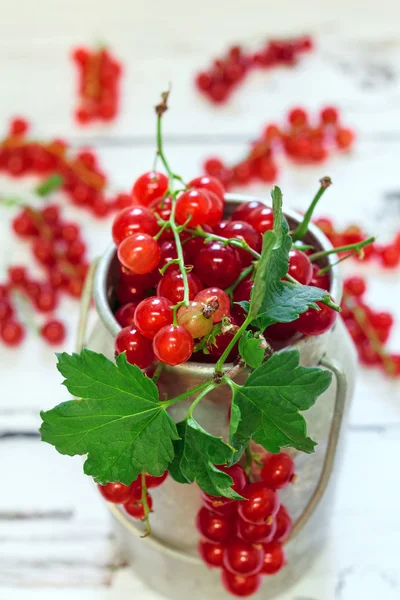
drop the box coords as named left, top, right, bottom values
left=10, top=117, right=29, bottom=136
left=238, top=482, right=279, bottom=524
left=157, top=271, right=203, bottom=305
left=188, top=175, right=225, bottom=201
left=149, top=195, right=172, bottom=221
left=202, top=495, right=238, bottom=517
left=112, top=206, right=158, bottom=245
left=220, top=464, right=247, bottom=494
left=196, top=507, right=232, bottom=544
left=40, top=320, right=66, bottom=345
left=118, top=233, right=161, bottom=275
left=296, top=302, right=337, bottom=336
left=195, top=242, right=242, bottom=288
left=273, top=505, right=292, bottom=542
left=132, top=171, right=169, bottom=207
left=203, top=157, right=224, bottom=177
left=114, top=303, right=138, bottom=327
left=288, top=249, right=313, bottom=285
left=236, top=514, right=277, bottom=544
left=0, top=299, right=14, bottom=321
left=114, top=193, right=133, bottom=210
left=12, top=209, right=38, bottom=237
left=65, top=239, right=86, bottom=264
left=41, top=204, right=60, bottom=226
left=205, top=191, right=224, bottom=227
left=59, top=222, right=80, bottom=243
left=219, top=221, right=262, bottom=266
left=265, top=321, right=297, bottom=342
left=145, top=471, right=168, bottom=488
left=310, top=264, right=330, bottom=291
left=320, top=106, right=339, bottom=125
left=177, top=301, right=213, bottom=338
left=98, top=482, right=131, bottom=503
left=221, top=569, right=262, bottom=597
left=153, top=324, right=194, bottom=366
left=35, top=286, right=58, bottom=312
left=344, top=276, right=366, bottom=297
left=288, top=107, right=308, bottom=127
left=175, top=189, right=211, bottom=227
left=8, top=266, right=27, bottom=286
left=124, top=493, right=153, bottom=519
left=116, top=280, right=147, bottom=305
left=0, top=285, right=9, bottom=299
left=134, top=296, right=173, bottom=339
left=247, top=206, right=274, bottom=234
left=182, top=225, right=213, bottom=264
left=336, top=128, right=355, bottom=150
left=380, top=245, right=400, bottom=268
left=198, top=540, right=224, bottom=568
left=232, top=201, right=263, bottom=223
left=194, top=287, right=231, bottom=323
left=1, top=320, right=25, bottom=346
left=115, top=326, right=154, bottom=369
left=261, top=541, right=285, bottom=575
left=223, top=538, right=264, bottom=576
left=370, top=311, right=394, bottom=332
left=261, top=453, right=295, bottom=489
left=33, top=239, right=55, bottom=265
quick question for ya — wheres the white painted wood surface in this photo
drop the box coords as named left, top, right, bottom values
left=0, top=1, right=399, bottom=598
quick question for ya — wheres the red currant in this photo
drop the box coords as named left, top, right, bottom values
left=157, top=271, right=203, bottom=305
left=261, top=453, right=295, bottom=489
left=196, top=507, right=232, bottom=543
left=310, top=264, right=330, bottom=291
left=0, top=299, right=14, bottom=321
left=344, top=276, right=366, bottom=297
left=188, top=175, right=225, bottom=201
left=265, top=321, right=297, bottom=342
left=177, top=301, right=213, bottom=338
left=288, top=249, right=313, bottom=285
left=114, top=303, right=138, bottom=327
left=296, top=302, right=337, bottom=336
left=238, top=482, right=279, bottom=524
left=175, top=189, right=211, bottom=227
left=134, top=296, right=173, bottom=339
left=247, top=206, right=274, bottom=234
left=98, top=482, right=131, bottom=503
left=236, top=515, right=277, bottom=544
left=158, top=240, right=178, bottom=273
left=1, top=320, right=25, bottom=346
left=194, top=287, right=231, bottom=323
left=223, top=538, right=264, bottom=576
left=204, top=191, right=224, bottom=227
left=124, top=493, right=153, bottom=519
left=40, top=320, right=66, bottom=345
left=273, top=505, right=292, bottom=542
left=221, top=569, right=262, bottom=597
left=145, top=471, right=168, bottom=488
left=112, top=206, right=158, bottom=245
left=261, top=541, right=285, bottom=575
left=118, top=233, right=161, bottom=275
left=115, top=326, right=154, bottom=369
left=219, top=221, right=261, bottom=266
left=132, top=171, right=169, bottom=207
left=198, top=540, right=224, bottom=568
left=153, top=324, right=194, bottom=366
left=320, top=106, right=339, bottom=125
left=288, top=107, right=308, bottom=127
left=232, top=201, right=263, bottom=222
left=8, top=266, right=27, bottom=286
left=195, top=242, right=242, bottom=288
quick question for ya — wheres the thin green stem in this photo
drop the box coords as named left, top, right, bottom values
left=309, top=236, right=375, bottom=262
left=152, top=362, right=164, bottom=384
left=215, top=315, right=253, bottom=372
left=163, top=380, right=212, bottom=408
left=184, top=227, right=261, bottom=261
left=154, top=221, right=170, bottom=241
left=140, top=471, right=151, bottom=538
left=186, top=383, right=218, bottom=419
left=225, top=265, right=255, bottom=297
left=292, top=177, right=332, bottom=242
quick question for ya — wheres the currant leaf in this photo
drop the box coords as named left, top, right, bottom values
left=249, top=186, right=339, bottom=331
left=40, top=349, right=179, bottom=486
left=238, top=331, right=265, bottom=369
left=168, top=417, right=243, bottom=499
left=228, top=348, right=332, bottom=456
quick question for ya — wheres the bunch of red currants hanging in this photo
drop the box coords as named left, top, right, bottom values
left=112, top=171, right=337, bottom=369
left=197, top=453, right=295, bottom=597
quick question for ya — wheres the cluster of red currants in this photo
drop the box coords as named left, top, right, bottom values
left=195, top=36, right=313, bottom=104
left=72, top=46, right=122, bottom=124
left=204, top=106, right=355, bottom=189
left=314, top=216, right=400, bottom=269
left=0, top=117, right=131, bottom=217
left=341, top=276, right=399, bottom=376
left=111, top=172, right=338, bottom=369
left=98, top=471, right=168, bottom=520
left=197, top=453, right=295, bottom=597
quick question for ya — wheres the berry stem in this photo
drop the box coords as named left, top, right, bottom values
left=225, top=264, right=255, bottom=297
left=152, top=362, right=164, bottom=383
left=140, top=471, right=151, bottom=538
left=184, top=226, right=261, bottom=260
left=215, top=314, right=253, bottom=373
left=186, top=382, right=219, bottom=418
left=309, top=236, right=375, bottom=262
left=292, top=176, right=332, bottom=241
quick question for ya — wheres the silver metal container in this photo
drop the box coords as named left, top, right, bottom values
left=81, top=194, right=357, bottom=599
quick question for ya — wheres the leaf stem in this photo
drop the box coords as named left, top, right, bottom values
left=140, top=471, right=151, bottom=538
left=184, top=227, right=261, bottom=260
left=152, top=362, right=164, bottom=384
left=309, top=236, right=375, bottom=262
left=215, top=315, right=253, bottom=373
left=163, top=380, right=213, bottom=408
left=292, top=177, right=332, bottom=241
left=186, top=383, right=218, bottom=419
left=225, top=265, right=255, bottom=297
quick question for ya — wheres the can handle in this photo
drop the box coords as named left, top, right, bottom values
left=76, top=262, right=348, bottom=561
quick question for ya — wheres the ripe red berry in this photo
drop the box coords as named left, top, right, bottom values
left=261, top=453, right=295, bottom=489
left=145, top=471, right=168, bottom=488
left=310, top=264, right=330, bottom=291
left=124, top=493, right=153, bottom=519
left=344, top=276, right=366, bottom=297
left=320, top=106, right=339, bottom=125
left=196, top=507, right=232, bottom=543
left=8, top=266, right=27, bottom=286
left=175, top=189, right=211, bottom=227
left=0, top=299, right=14, bottom=322
left=236, top=515, right=277, bottom=544
left=195, top=242, right=242, bottom=288
left=1, top=320, right=25, bottom=346
left=40, top=320, right=66, bottom=345
left=232, top=201, right=263, bottom=223
left=153, top=324, right=194, bottom=366
left=288, top=249, right=313, bottom=285
left=149, top=195, right=173, bottom=221
left=221, top=570, right=262, bottom=597
left=219, top=221, right=261, bottom=266
left=132, top=171, right=169, bottom=206
left=380, top=245, right=400, bottom=268
left=273, top=505, right=292, bottom=542
left=10, top=117, right=29, bottom=136
left=238, top=482, right=279, bottom=524
left=157, top=271, right=203, bottom=305
left=112, top=206, right=159, bottom=245
left=198, top=540, right=224, bottom=568
left=134, top=296, right=173, bottom=339
left=188, top=175, right=225, bottom=201
left=194, top=287, right=231, bottom=323
left=370, top=311, right=394, bottom=332
left=246, top=206, right=274, bottom=234
left=296, top=302, right=337, bottom=336
left=204, top=191, right=224, bottom=227
left=114, top=303, right=138, bottom=327
left=336, top=128, right=355, bottom=150
left=98, top=482, right=131, bottom=503
left=265, top=321, right=297, bottom=342
left=115, top=326, right=154, bottom=369
left=261, top=541, right=285, bottom=575
left=288, top=107, right=308, bottom=127
left=118, top=233, right=161, bottom=275
left=223, top=538, right=264, bottom=576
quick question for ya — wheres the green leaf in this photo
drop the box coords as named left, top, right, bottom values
left=229, top=349, right=332, bottom=455
left=169, top=417, right=243, bottom=499
left=248, top=186, right=336, bottom=331
left=35, top=174, right=63, bottom=197
left=40, top=350, right=179, bottom=485
left=238, top=331, right=265, bottom=369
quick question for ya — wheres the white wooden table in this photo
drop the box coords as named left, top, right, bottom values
left=1, top=1, right=399, bottom=598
